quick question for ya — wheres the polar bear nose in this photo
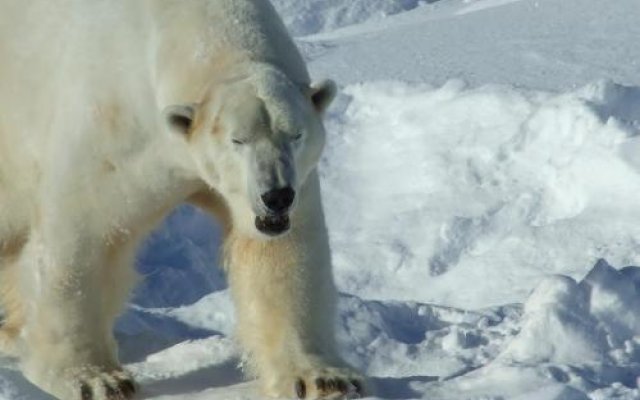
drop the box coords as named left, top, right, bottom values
left=261, top=187, right=296, bottom=214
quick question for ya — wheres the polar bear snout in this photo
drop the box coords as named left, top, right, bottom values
left=261, top=186, right=295, bottom=214
left=255, top=213, right=291, bottom=236
left=254, top=187, right=296, bottom=235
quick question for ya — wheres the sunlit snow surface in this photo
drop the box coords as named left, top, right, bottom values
left=2, top=0, right=640, bottom=399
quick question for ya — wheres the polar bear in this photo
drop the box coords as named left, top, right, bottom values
left=0, top=1, right=364, bottom=399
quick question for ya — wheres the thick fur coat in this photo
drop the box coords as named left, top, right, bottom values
left=0, top=1, right=363, bottom=399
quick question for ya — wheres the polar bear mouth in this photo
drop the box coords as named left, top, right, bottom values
left=255, top=214, right=291, bottom=235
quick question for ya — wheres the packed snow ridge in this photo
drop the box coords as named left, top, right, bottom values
left=270, top=0, right=431, bottom=36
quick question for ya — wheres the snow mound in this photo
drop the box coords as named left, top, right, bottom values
left=416, top=260, right=640, bottom=399
left=271, top=0, right=428, bottom=36
left=321, top=79, right=640, bottom=308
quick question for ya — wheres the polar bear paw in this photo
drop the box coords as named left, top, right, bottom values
left=73, top=369, right=137, bottom=400
left=290, top=367, right=366, bottom=399
left=27, top=366, right=137, bottom=400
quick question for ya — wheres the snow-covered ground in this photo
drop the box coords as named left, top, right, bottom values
left=3, top=0, right=640, bottom=399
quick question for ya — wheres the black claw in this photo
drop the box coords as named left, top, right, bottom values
left=326, top=378, right=338, bottom=391
left=105, top=385, right=119, bottom=399
left=351, top=379, right=364, bottom=396
left=336, top=379, right=349, bottom=394
left=119, top=379, right=136, bottom=397
left=315, top=377, right=327, bottom=393
left=295, top=378, right=307, bottom=399
left=80, top=383, right=93, bottom=400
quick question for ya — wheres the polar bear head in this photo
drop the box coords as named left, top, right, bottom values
left=164, top=65, right=336, bottom=237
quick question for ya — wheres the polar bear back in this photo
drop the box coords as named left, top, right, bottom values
left=0, top=0, right=308, bottom=115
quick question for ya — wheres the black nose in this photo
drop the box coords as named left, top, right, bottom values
left=261, top=187, right=295, bottom=214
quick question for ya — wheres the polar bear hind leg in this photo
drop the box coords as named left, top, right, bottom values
left=17, top=216, right=137, bottom=400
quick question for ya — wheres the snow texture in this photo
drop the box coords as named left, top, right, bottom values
left=269, top=0, right=430, bottom=36
left=2, top=0, right=640, bottom=399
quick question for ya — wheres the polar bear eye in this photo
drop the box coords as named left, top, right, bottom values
left=232, top=139, right=245, bottom=145
left=292, top=133, right=303, bottom=141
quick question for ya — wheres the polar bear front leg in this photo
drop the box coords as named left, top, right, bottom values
left=226, top=174, right=366, bottom=399
left=19, top=224, right=136, bottom=400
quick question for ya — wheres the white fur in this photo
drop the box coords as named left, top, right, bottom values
left=0, top=1, right=362, bottom=399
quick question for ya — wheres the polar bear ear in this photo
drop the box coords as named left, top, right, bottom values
left=163, top=104, right=196, bottom=136
left=310, top=79, right=337, bottom=114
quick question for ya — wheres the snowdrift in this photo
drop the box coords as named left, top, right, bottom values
left=322, top=79, right=640, bottom=308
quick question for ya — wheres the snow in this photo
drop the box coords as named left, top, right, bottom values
left=269, top=0, right=429, bottom=36
left=3, top=0, right=640, bottom=399
left=321, top=79, right=640, bottom=308
left=303, top=0, right=640, bottom=90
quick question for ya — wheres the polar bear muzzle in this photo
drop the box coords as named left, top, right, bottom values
left=255, top=213, right=290, bottom=236
left=254, top=187, right=295, bottom=235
